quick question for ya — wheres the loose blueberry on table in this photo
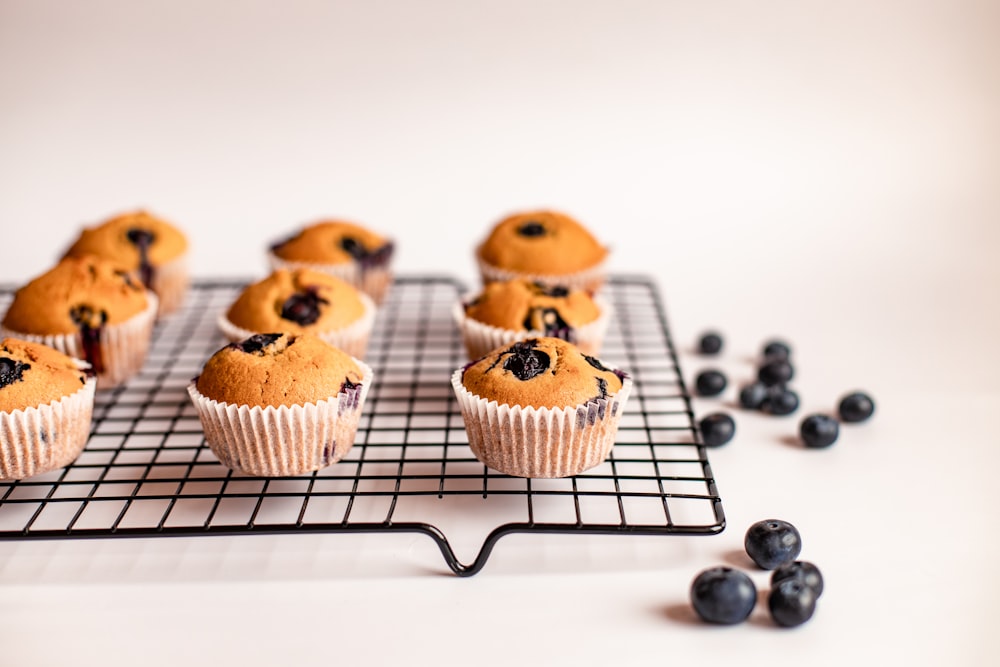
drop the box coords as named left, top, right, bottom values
left=698, top=412, right=736, bottom=447
left=738, top=381, right=768, bottom=410
left=799, top=414, right=839, bottom=448
left=697, top=331, right=723, bottom=355
left=838, top=391, right=875, bottom=423
left=694, top=369, right=728, bottom=397
left=762, top=339, right=792, bottom=361
left=689, top=566, right=757, bottom=625
left=768, top=578, right=818, bottom=627
left=771, top=560, right=824, bottom=598
left=760, top=386, right=799, bottom=416
left=758, top=358, right=794, bottom=386
left=745, top=519, right=802, bottom=570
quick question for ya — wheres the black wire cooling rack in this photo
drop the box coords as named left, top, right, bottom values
left=0, top=275, right=724, bottom=576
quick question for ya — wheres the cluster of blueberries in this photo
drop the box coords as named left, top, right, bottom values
left=691, top=331, right=875, bottom=448
left=691, top=519, right=823, bottom=627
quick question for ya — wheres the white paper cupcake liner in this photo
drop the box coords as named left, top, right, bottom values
left=0, top=291, right=158, bottom=390
left=267, top=251, right=394, bottom=305
left=453, top=293, right=612, bottom=360
left=151, top=254, right=190, bottom=317
left=217, top=291, right=377, bottom=359
left=0, top=372, right=97, bottom=480
left=475, top=250, right=609, bottom=296
left=451, top=369, right=632, bottom=478
left=187, top=359, right=374, bottom=477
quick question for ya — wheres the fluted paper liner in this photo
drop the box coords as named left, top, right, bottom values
left=453, top=293, right=612, bottom=361
left=0, top=291, right=158, bottom=390
left=267, top=250, right=394, bottom=305
left=188, top=359, right=374, bottom=477
left=0, top=373, right=97, bottom=480
left=451, top=368, right=633, bottom=478
left=217, top=291, right=377, bottom=359
left=475, top=248, right=608, bottom=296
left=151, top=254, right=190, bottom=317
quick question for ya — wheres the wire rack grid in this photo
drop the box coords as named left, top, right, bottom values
left=0, top=275, right=725, bottom=576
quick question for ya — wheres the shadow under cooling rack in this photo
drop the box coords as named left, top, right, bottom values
left=0, top=275, right=725, bottom=576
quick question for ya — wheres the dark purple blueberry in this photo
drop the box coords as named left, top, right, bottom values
left=738, top=381, right=768, bottom=410
left=280, top=289, right=329, bottom=326
left=524, top=307, right=571, bottom=337
left=697, top=331, right=723, bottom=355
left=582, top=354, right=613, bottom=373
left=125, top=227, right=156, bottom=286
left=768, top=578, right=818, bottom=627
left=690, top=566, right=757, bottom=625
left=338, top=237, right=394, bottom=269
left=771, top=560, right=824, bottom=598
left=502, top=341, right=551, bottom=380
left=0, top=357, right=30, bottom=388
left=761, top=386, right=799, bottom=416
left=339, top=236, right=367, bottom=260
left=745, top=519, right=802, bottom=570
left=838, top=391, right=875, bottom=423
left=758, top=358, right=794, bottom=386
left=698, top=412, right=736, bottom=447
left=533, top=282, right=568, bottom=297
left=69, top=304, right=107, bottom=374
left=516, top=221, right=546, bottom=237
left=762, top=339, right=791, bottom=361
left=69, top=304, right=108, bottom=329
left=695, top=369, right=727, bottom=397
left=799, top=414, right=839, bottom=448
left=235, top=333, right=283, bottom=354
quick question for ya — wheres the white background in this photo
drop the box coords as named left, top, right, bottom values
left=1, top=1, right=998, bottom=665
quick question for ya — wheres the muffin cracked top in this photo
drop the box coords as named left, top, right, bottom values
left=2, top=255, right=149, bottom=335
left=0, top=337, right=90, bottom=411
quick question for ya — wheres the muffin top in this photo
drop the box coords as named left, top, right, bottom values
left=0, top=337, right=90, bottom=411
left=2, top=255, right=150, bottom=335
left=226, top=269, right=367, bottom=334
left=464, top=279, right=601, bottom=334
left=63, top=209, right=188, bottom=269
left=195, top=333, right=364, bottom=408
left=460, top=337, right=626, bottom=409
left=270, top=219, right=394, bottom=267
left=476, top=210, right=608, bottom=276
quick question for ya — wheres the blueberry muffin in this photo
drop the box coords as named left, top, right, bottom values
left=451, top=337, right=631, bottom=478
left=268, top=219, right=395, bottom=305
left=475, top=210, right=609, bottom=294
left=0, top=337, right=97, bottom=480
left=62, top=209, right=189, bottom=317
left=188, top=332, right=374, bottom=476
left=1, top=255, right=158, bottom=389
left=219, top=268, right=376, bottom=359
left=454, top=278, right=610, bottom=360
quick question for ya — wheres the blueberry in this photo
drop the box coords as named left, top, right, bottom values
left=771, top=560, right=824, bottom=598
left=745, top=519, right=802, bottom=570
left=280, top=289, right=329, bottom=325
left=517, top=221, right=547, bottom=237
left=799, top=414, right=839, bottom=448
left=501, top=341, right=551, bottom=380
left=125, top=227, right=155, bottom=250
left=768, top=578, right=818, bottom=627
left=524, top=307, right=570, bottom=337
left=762, top=339, right=791, bottom=361
left=533, top=282, right=569, bottom=297
left=235, top=333, right=283, bottom=354
left=758, top=359, right=794, bottom=386
left=699, top=412, right=736, bottom=447
left=695, top=369, right=727, bottom=397
left=697, top=331, right=723, bottom=355
left=69, top=304, right=108, bottom=330
left=838, top=391, right=875, bottom=423
left=760, top=387, right=799, bottom=416
left=339, top=236, right=368, bottom=260
left=738, top=381, right=768, bottom=410
left=0, top=357, right=30, bottom=389
left=689, top=566, right=757, bottom=625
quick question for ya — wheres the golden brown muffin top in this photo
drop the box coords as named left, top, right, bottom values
left=0, top=337, right=90, bottom=411
left=63, top=209, right=188, bottom=268
left=461, top=337, right=625, bottom=409
left=270, top=220, right=394, bottom=266
left=226, top=269, right=367, bottom=334
left=195, top=333, right=364, bottom=408
left=464, top=279, right=601, bottom=333
left=2, top=256, right=150, bottom=335
left=476, top=210, right=609, bottom=276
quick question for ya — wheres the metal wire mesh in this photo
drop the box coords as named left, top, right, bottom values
left=0, top=275, right=724, bottom=575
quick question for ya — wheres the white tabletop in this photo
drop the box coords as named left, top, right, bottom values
left=1, top=2, right=997, bottom=665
